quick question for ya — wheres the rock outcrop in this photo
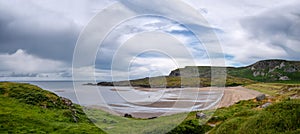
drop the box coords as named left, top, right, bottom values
left=244, top=60, right=300, bottom=81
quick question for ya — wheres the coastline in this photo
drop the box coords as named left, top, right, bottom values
left=87, top=86, right=262, bottom=119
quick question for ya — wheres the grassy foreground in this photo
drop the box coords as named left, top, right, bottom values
left=0, top=82, right=104, bottom=133
left=207, top=83, right=300, bottom=134
left=207, top=98, right=300, bottom=133
left=0, top=82, right=299, bottom=133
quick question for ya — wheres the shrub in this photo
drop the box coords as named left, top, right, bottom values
left=168, top=119, right=212, bottom=134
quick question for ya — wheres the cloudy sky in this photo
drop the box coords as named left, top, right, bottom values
left=0, top=0, right=299, bottom=81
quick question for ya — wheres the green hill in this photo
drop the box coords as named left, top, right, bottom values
left=0, top=82, right=104, bottom=133
left=169, top=59, right=300, bottom=82
left=99, top=59, right=300, bottom=87
left=98, top=75, right=255, bottom=88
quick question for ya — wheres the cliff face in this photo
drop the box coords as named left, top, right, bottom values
left=169, top=59, right=300, bottom=82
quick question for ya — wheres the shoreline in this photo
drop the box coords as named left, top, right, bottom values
left=87, top=86, right=262, bottom=119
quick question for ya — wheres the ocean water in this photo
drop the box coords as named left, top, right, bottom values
left=23, top=81, right=223, bottom=115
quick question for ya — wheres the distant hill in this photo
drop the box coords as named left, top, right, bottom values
left=98, top=59, right=300, bottom=87
left=98, top=75, right=254, bottom=88
left=228, top=59, right=300, bottom=82
left=170, top=59, right=300, bottom=82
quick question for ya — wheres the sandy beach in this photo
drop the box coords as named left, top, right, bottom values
left=88, top=86, right=262, bottom=119
left=133, top=86, right=262, bottom=108
left=216, top=86, right=262, bottom=108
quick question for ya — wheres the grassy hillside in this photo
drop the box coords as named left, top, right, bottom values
left=98, top=76, right=255, bottom=88
left=172, top=83, right=300, bottom=134
left=99, top=60, right=300, bottom=87
left=169, top=59, right=300, bottom=82
left=225, top=60, right=300, bottom=82
left=207, top=98, right=300, bottom=134
left=208, top=83, right=300, bottom=133
left=0, top=82, right=104, bottom=133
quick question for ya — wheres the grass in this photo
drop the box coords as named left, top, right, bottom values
left=0, top=82, right=104, bottom=134
left=208, top=99, right=300, bottom=134
left=245, top=83, right=300, bottom=97
left=245, top=83, right=282, bottom=96
left=84, top=108, right=195, bottom=134
left=206, top=82, right=300, bottom=134
left=1, top=82, right=299, bottom=134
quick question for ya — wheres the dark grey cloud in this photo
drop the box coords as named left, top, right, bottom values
left=0, top=72, right=38, bottom=77
left=0, top=1, right=80, bottom=63
left=0, top=0, right=113, bottom=80
left=240, top=2, right=300, bottom=60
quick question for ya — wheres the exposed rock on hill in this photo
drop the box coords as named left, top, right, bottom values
left=169, top=59, right=300, bottom=82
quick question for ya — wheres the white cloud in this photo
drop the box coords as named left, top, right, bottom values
left=185, top=0, right=300, bottom=65
left=0, top=49, right=67, bottom=74
left=128, top=56, right=179, bottom=79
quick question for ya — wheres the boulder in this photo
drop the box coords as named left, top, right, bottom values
left=196, top=112, right=206, bottom=119
left=253, top=71, right=260, bottom=77
left=284, top=67, right=297, bottom=73
left=148, top=117, right=157, bottom=119
left=279, top=76, right=290, bottom=81
left=60, top=97, right=73, bottom=106
left=256, top=94, right=266, bottom=101
left=279, top=62, right=285, bottom=68
left=261, top=102, right=272, bottom=108
left=124, top=113, right=132, bottom=118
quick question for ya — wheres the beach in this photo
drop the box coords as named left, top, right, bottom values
left=88, top=86, right=262, bottom=119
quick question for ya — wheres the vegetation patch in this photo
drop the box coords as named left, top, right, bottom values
left=0, top=82, right=104, bottom=133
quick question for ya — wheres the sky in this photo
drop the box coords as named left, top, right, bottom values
left=0, top=0, right=300, bottom=81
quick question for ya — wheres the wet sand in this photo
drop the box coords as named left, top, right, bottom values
left=88, top=86, right=262, bottom=119
left=133, top=86, right=262, bottom=108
